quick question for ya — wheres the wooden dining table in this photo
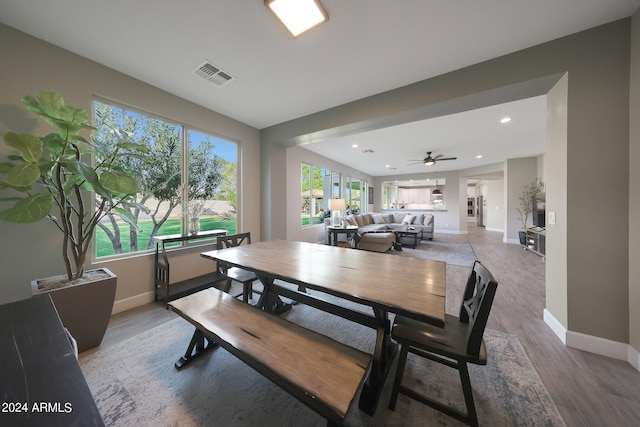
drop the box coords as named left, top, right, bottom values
left=200, top=239, right=446, bottom=416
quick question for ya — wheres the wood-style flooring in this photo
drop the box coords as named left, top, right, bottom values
left=92, top=224, right=640, bottom=426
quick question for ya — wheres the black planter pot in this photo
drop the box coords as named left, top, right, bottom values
left=519, top=230, right=527, bottom=245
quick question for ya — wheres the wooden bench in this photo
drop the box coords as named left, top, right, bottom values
left=169, top=288, right=371, bottom=426
left=153, top=230, right=227, bottom=306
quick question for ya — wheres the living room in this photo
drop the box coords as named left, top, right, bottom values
left=1, top=2, right=640, bottom=426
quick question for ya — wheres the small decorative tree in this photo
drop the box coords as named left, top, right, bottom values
left=0, top=91, right=147, bottom=281
left=516, top=178, right=545, bottom=230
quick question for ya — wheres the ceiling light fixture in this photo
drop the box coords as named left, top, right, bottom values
left=424, top=158, right=435, bottom=166
left=265, top=0, right=328, bottom=37
left=500, top=117, right=511, bottom=123
left=476, top=154, right=483, bottom=159
left=352, top=144, right=358, bottom=148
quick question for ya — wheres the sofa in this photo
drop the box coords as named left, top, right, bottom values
left=343, top=212, right=435, bottom=240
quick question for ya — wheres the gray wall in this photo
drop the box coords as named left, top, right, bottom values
left=630, top=10, right=640, bottom=352
left=261, top=20, right=632, bottom=345
left=0, top=24, right=261, bottom=310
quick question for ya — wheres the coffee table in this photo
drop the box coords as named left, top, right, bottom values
left=395, top=229, right=422, bottom=249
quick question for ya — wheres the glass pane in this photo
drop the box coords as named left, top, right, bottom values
left=301, top=164, right=311, bottom=226
left=332, top=171, right=340, bottom=198
left=347, top=177, right=361, bottom=215
left=187, top=130, right=238, bottom=238
left=94, top=100, right=183, bottom=257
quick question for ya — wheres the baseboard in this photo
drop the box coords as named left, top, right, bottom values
left=543, top=309, right=567, bottom=344
left=112, top=291, right=154, bottom=314
left=485, top=227, right=503, bottom=233
left=504, top=238, right=521, bottom=244
left=544, top=309, right=640, bottom=372
left=629, top=346, right=640, bottom=371
left=434, top=229, right=468, bottom=235
left=566, top=330, right=630, bottom=361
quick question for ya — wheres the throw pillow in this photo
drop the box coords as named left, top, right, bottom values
left=346, top=216, right=358, bottom=226
left=423, top=214, right=433, bottom=226
left=353, top=215, right=364, bottom=227
left=393, top=213, right=405, bottom=224
left=402, top=214, right=416, bottom=225
left=382, top=214, right=393, bottom=224
left=372, top=214, right=386, bottom=224
left=361, top=214, right=372, bottom=225
left=415, top=213, right=425, bottom=225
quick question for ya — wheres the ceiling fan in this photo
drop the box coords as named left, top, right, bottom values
left=408, top=151, right=457, bottom=166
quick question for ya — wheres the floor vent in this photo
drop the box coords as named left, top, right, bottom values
left=193, top=61, right=234, bottom=86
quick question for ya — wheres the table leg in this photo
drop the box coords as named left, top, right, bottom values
left=358, top=307, right=397, bottom=416
left=256, top=275, right=292, bottom=315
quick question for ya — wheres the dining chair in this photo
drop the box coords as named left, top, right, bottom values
left=388, top=260, right=498, bottom=427
left=216, top=232, right=259, bottom=303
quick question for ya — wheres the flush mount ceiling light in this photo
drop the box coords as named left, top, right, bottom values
left=265, top=0, right=328, bottom=37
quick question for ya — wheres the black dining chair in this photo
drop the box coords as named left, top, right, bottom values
left=216, top=232, right=259, bottom=303
left=388, top=260, right=498, bottom=427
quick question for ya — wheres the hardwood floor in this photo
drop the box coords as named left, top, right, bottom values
left=93, top=225, right=640, bottom=426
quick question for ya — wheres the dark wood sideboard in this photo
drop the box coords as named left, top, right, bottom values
left=0, top=294, right=104, bottom=427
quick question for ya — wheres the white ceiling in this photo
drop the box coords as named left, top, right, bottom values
left=1, top=0, right=638, bottom=176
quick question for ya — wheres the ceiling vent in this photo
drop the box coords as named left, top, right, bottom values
left=193, top=61, right=234, bottom=87
left=361, top=149, right=374, bottom=154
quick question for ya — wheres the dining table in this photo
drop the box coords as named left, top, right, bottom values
left=200, top=239, right=446, bottom=416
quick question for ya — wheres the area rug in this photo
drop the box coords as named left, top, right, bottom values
left=394, top=240, right=476, bottom=267
left=80, top=301, right=565, bottom=427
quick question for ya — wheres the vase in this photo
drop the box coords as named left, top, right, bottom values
left=190, top=217, right=200, bottom=235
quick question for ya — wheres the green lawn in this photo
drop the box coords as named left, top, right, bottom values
left=95, top=216, right=237, bottom=257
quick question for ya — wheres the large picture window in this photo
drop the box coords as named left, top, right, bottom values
left=93, top=100, right=237, bottom=258
left=346, top=176, right=366, bottom=214
left=301, top=163, right=339, bottom=226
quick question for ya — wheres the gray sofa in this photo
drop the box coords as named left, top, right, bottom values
left=344, top=212, right=434, bottom=240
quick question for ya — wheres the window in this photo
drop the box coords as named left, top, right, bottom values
left=346, top=176, right=366, bottom=214
left=301, top=163, right=338, bottom=226
left=93, top=99, right=237, bottom=258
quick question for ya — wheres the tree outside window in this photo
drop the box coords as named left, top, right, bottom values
left=93, top=100, right=237, bottom=257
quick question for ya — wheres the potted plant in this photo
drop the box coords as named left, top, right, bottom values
left=516, top=178, right=544, bottom=245
left=0, top=90, right=147, bottom=351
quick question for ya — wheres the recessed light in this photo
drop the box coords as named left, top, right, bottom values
left=352, top=144, right=358, bottom=148
left=385, top=164, right=390, bottom=168
left=500, top=117, right=511, bottom=124
left=476, top=155, right=483, bottom=159
left=265, top=0, right=328, bottom=38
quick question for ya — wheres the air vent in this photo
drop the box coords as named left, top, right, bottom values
left=194, top=61, right=234, bottom=87
left=361, top=149, right=374, bottom=154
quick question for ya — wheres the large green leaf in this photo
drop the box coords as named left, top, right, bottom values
left=5, top=163, right=41, bottom=186
left=3, top=132, right=43, bottom=163
left=100, top=172, right=138, bottom=195
left=0, top=194, right=54, bottom=223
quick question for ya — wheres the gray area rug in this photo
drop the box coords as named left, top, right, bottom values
left=80, top=303, right=565, bottom=427
left=394, top=240, right=476, bottom=267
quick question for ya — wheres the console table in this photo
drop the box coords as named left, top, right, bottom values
left=326, top=225, right=359, bottom=246
left=0, top=295, right=104, bottom=426
left=525, top=227, right=545, bottom=257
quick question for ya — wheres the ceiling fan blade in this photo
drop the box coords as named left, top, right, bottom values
left=433, top=154, right=444, bottom=160
left=407, top=161, right=424, bottom=165
left=437, top=157, right=457, bottom=161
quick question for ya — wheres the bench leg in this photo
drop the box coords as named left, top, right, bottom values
left=174, top=328, right=217, bottom=370
left=358, top=307, right=397, bottom=416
